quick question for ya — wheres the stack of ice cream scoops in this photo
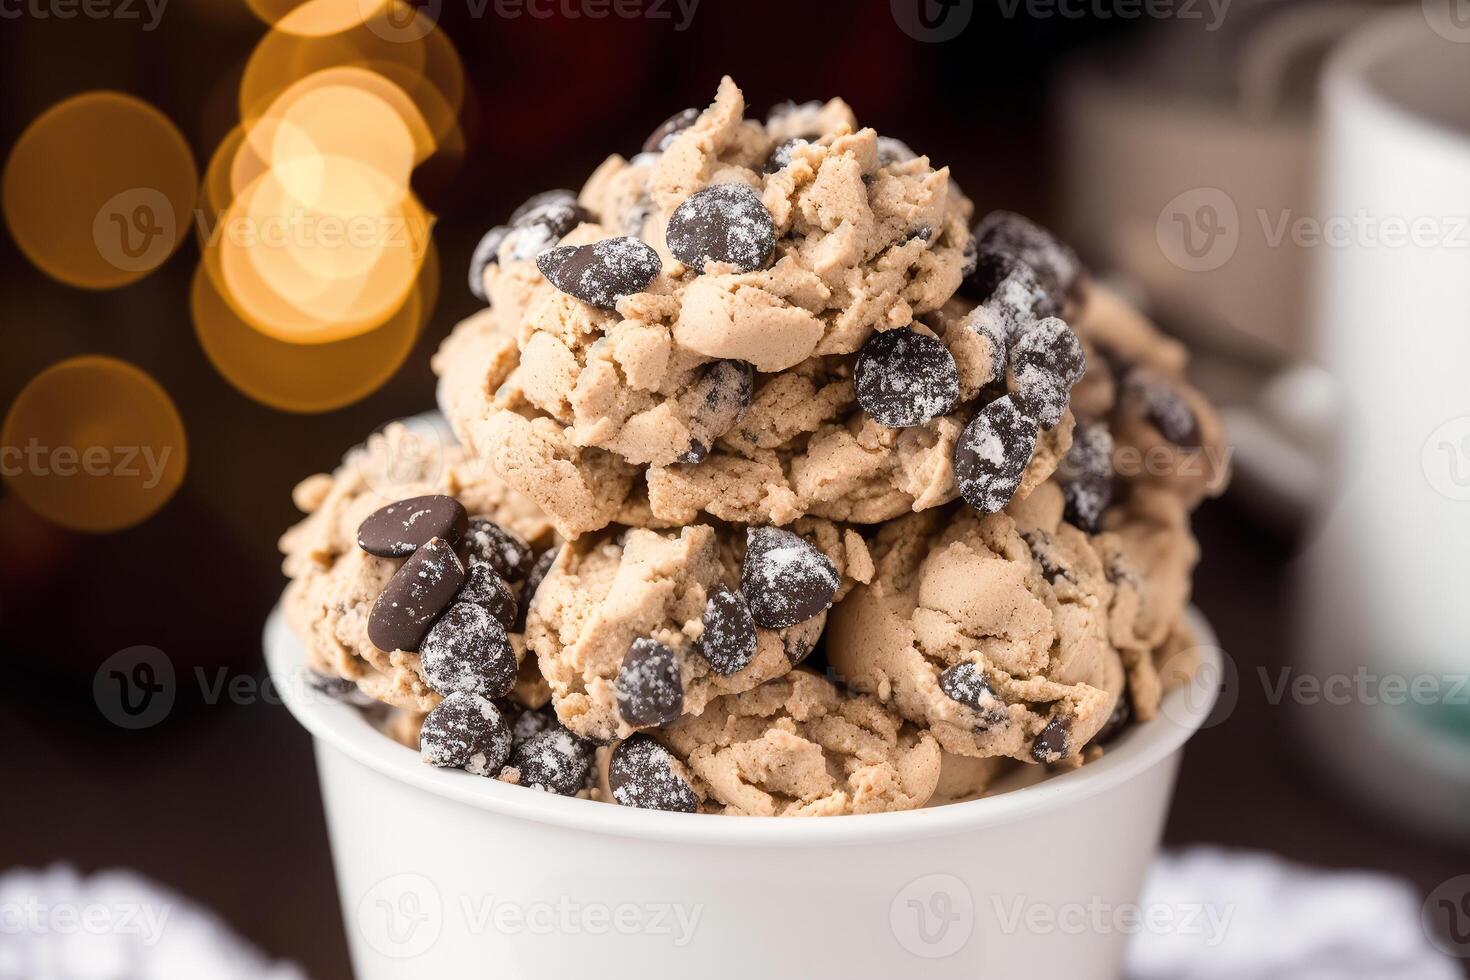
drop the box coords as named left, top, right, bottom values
left=280, top=78, right=1229, bottom=817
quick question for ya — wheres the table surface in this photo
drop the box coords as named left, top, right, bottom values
left=3, top=495, right=1467, bottom=980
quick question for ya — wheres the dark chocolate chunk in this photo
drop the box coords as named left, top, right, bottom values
left=764, top=137, right=807, bottom=174
left=854, top=327, right=960, bottom=428
left=420, top=692, right=511, bottom=776
left=461, top=517, right=534, bottom=582
left=468, top=226, right=510, bottom=301
left=305, top=670, right=373, bottom=707
left=1009, top=317, right=1085, bottom=428
left=964, top=251, right=1059, bottom=340
left=1127, top=370, right=1203, bottom=448
left=740, top=527, right=840, bottom=629
left=1031, top=715, right=1071, bottom=764
left=1060, top=420, right=1115, bottom=533
left=508, top=704, right=557, bottom=748
left=953, top=396, right=1040, bottom=514
left=643, top=107, right=700, bottom=153
left=420, top=601, right=518, bottom=699
left=666, top=184, right=776, bottom=274
left=513, top=547, right=559, bottom=632
left=616, top=638, right=684, bottom=727
left=974, top=210, right=1082, bottom=301
left=608, top=734, right=698, bottom=812
left=510, top=725, right=596, bottom=795
left=680, top=359, right=754, bottom=462
left=503, top=190, right=592, bottom=262
left=358, top=495, right=468, bottom=558
left=537, top=236, right=661, bottom=310
left=1089, top=694, right=1131, bottom=748
left=938, top=662, right=1009, bottom=729
left=457, top=562, right=518, bottom=631
left=510, top=188, right=578, bottom=224
left=876, top=136, right=918, bottom=166
left=784, top=633, right=814, bottom=666
left=368, top=537, right=466, bottom=653
left=696, top=585, right=758, bottom=676
left=960, top=232, right=979, bottom=280
left=1021, top=528, right=1071, bottom=584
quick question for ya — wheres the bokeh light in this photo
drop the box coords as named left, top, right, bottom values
left=3, top=93, right=198, bottom=290
left=2, top=357, right=188, bottom=533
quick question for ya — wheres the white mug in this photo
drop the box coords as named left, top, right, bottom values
left=1298, top=7, right=1470, bottom=844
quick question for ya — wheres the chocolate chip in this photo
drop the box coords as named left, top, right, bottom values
left=964, top=306, right=1009, bottom=387
left=420, top=602, right=518, bottom=699
left=508, top=703, right=557, bottom=747
left=740, top=527, right=840, bottom=629
left=510, top=725, right=596, bottom=795
left=420, top=692, right=511, bottom=776
left=696, top=585, right=758, bottom=676
left=784, top=634, right=814, bottom=666
left=461, top=518, right=534, bottom=582
left=513, top=546, right=559, bottom=632
left=1009, top=317, right=1084, bottom=428
left=469, top=226, right=510, bottom=301
left=1021, top=529, right=1071, bottom=584
left=964, top=251, right=1059, bottom=340
left=974, top=210, right=1082, bottom=301
left=764, top=137, right=807, bottom=174
left=537, top=236, right=661, bottom=310
left=877, top=136, right=918, bottom=166
left=1127, top=370, right=1202, bottom=448
left=938, top=662, right=1008, bottom=729
left=358, top=495, right=468, bottom=558
left=643, top=107, right=700, bottom=153
left=666, top=184, right=775, bottom=274
left=1060, top=420, right=1114, bottom=533
left=368, top=538, right=466, bottom=653
left=503, top=190, right=592, bottom=262
left=953, top=396, right=1040, bottom=514
left=960, top=233, right=979, bottom=280
left=616, top=637, right=684, bottom=727
left=680, top=359, right=754, bottom=462
left=609, top=734, right=698, bottom=812
left=457, top=562, right=517, bottom=631
left=1089, top=695, right=1131, bottom=748
left=1032, top=716, right=1071, bottom=764
left=855, top=327, right=960, bottom=428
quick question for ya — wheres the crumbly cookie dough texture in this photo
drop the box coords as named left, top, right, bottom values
left=598, top=670, right=943, bottom=817
left=280, top=423, right=555, bottom=712
left=437, top=77, right=1011, bottom=539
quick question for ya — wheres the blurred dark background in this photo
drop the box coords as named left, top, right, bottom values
left=0, top=1, right=1464, bottom=977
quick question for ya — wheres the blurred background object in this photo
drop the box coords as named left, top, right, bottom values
left=2, top=1, right=1468, bottom=977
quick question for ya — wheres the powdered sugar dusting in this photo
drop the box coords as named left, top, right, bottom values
left=740, top=527, right=840, bottom=629
left=665, top=183, right=775, bottom=274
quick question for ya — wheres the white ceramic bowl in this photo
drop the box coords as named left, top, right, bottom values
left=266, top=605, right=1221, bottom=980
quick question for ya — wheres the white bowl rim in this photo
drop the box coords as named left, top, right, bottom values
left=266, top=602, right=1221, bottom=848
